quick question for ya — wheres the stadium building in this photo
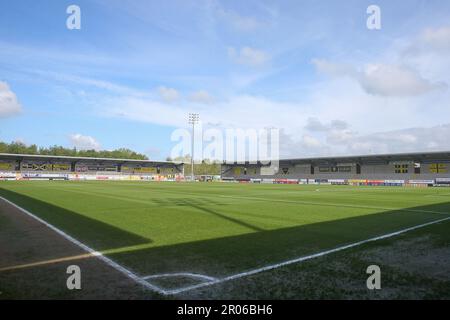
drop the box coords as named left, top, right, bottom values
left=221, top=151, right=450, bottom=186
left=1, top=151, right=450, bottom=186
left=0, top=153, right=184, bottom=181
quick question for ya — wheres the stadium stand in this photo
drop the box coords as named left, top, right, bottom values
left=221, top=151, right=450, bottom=187
left=0, top=153, right=184, bottom=181
left=2, top=151, right=450, bottom=186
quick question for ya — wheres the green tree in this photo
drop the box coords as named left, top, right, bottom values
left=0, top=140, right=149, bottom=160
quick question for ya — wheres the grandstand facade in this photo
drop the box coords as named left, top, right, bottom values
left=2, top=151, right=450, bottom=186
left=221, top=151, right=450, bottom=186
left=0, top=153, right=184, bottom=181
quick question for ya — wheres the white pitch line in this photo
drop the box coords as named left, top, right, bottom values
left=164, top=216, right=450, bottom=295
left=2, top=195, right=449, bottom=296
left=130, top=187, right=450, bottom=216
left=424, top=194, right=450, bottom=198
left=143, top=272, right=218, bottom=282
left=216, top=194, right=450, bottom=216
left=0, top=196, right=169, bottom=296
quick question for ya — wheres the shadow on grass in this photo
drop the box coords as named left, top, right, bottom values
left=0, top=188, right=151, bottom=251
left=108, top=201, right=450, bottom=276
left=152, top=198, right=263, bottom=232
left=1, top=187, right=449, bottom=279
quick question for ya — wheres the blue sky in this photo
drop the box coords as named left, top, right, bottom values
left=1, top=0, right=450, bottom=159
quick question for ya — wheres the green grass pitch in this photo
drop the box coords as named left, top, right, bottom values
left=1, top=180, right=449, bottom=296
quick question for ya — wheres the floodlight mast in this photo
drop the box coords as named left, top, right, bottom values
left=188, top=113, right=199, bottom=182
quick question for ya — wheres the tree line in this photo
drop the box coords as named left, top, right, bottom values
left=0, top=141, right=148, bottom=160
left=167, top=155, right=222, bottom=175
left=0, top=141, right=223, bottom=174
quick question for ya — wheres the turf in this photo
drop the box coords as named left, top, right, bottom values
left=0, top=181, right=449, bottom=284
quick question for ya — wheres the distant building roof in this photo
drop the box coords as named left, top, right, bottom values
left=223, top=151, right=450, bottom=166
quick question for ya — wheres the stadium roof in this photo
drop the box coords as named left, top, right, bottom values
left=2, top=151, right=450, bottom=166
left=283, top=150, right=450, bottom=164
left=0, top=153, right=181, bottom=165
left=223, top=151, right=450, bottom=166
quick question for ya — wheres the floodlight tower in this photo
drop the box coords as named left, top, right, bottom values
left=188, top=113, right=199, bottom=181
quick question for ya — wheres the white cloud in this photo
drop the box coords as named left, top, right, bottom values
left=228, top=47, right=270, bottom=67
left=23, top=70, right=147, bottom=97
left=304, top=117, right=328, bottom=132
left=70, top=22, right=450, bottom=159
left=419, top=26, right=450, bottom=52
left=96, top=85, right=450, bottom=158
left=13, top=137, right=26, bottom=145
left=311, top=59, right=355, bottom=77
left=102, top=93, right=308, bottom=133
left=359, top=64, right=446, bottom=97
left=157, top=86, right=180, bottom=103
left=211, top=0, right=272, bottom=32
left=107, top=97, right=187, bottom=127
left=326, top=129, right=356, bottom=145
left=278, top=130, right=330, bottom=157
left=100, top=81, right=447, bottom=134
left=312, top=59, right=446, bottom=97
left=399, top=26, right=450, bottom=92
left=189, top=90, right=214, bottom=104
left=305, top=117, right=350, bottom=132
left=345, top=125, right=450, bottom=155
left=69, top=134, right=101, bottom=150
left=282, top=124, right=450, bottom=158
left=301, top=134, right=322, bottom=148
left=0, top=81, right=22, bottom=118
left=303, top=117, right=356, bottom=147
left=216, top=7, right=260, bottom=32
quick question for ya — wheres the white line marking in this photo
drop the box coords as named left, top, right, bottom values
left=38, top=183, right=450, bottom=216
left=424, top=194, right=450, bottom=198
left=143, top=272, right=218, bottom=282
left=0, top=196, right=169, bottom=296
left=164, top=216, right=450, bottom=295
left=216, top=194, right=450, bottom=216
left=1, top=195, right=449, bottom=296
left=129, top=186, right=450, bottom=216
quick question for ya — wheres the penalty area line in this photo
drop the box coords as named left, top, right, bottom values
left=0, top=196, right=169, bottom=296
left=164, top=215, right=450, bottom=295
left=2, top=195, right=449, bottom=296
left=142, top=272, right=218, bottom=282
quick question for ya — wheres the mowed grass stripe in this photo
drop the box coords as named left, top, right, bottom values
left=71, top=182, right=448, bottom=216
left=35, top=185, right=268, bottom=232
left=0, top=181, right=448, bottom=276
left=49, top=185, right=382, bottom=237
left=114, top=182, right=449, bottom=211
left=49, top=181, right=449, bottom=208
left=2, top=182, right=448, bottom=236
left=9, top=181, right=446, bottom=214
left=44, top=183, right=442, bottom=231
